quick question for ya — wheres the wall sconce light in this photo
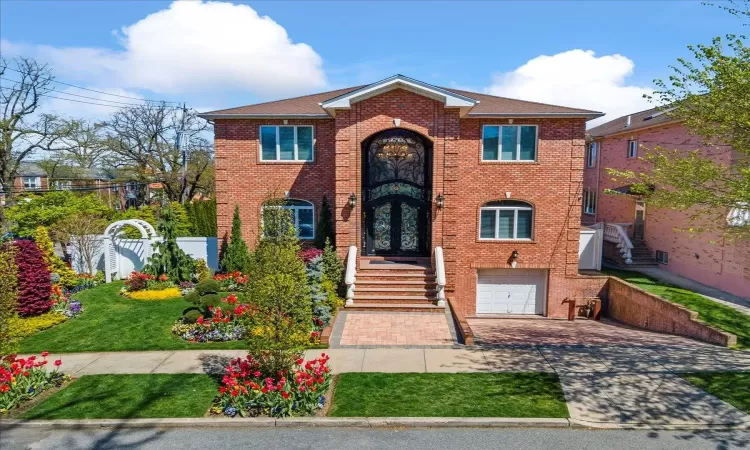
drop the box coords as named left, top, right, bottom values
left=510, top=249, right=519, bottom=268
left=348, top=193, right=357, bottom=208
left=436, top=193, right=445, bottom=209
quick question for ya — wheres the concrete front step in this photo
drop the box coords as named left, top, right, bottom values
left=353, top=297, right=438, bottom=305
left=357, top=274, right=436, bottom=282
left=354, top=294, right=436, bottom=301
left=356, top=287, right=437, bottom=294
left=344, top=303, right=444, bottom=313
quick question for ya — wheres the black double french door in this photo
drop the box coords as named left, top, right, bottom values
left=362, top=129, right=431, bottom=256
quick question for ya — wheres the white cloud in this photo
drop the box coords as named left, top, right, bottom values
left=486, top=49, right=654, bottom=127
left=3, top=1, right=326, bottom=98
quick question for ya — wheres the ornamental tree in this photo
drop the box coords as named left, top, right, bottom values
left=608, top=1, right=750, bottom=240
left=5, top=191, right=111, bottom=237
left=220, top=205, right=251, bottom=273
left=243, top=199, right=311, bottom=376
left=33, top=226, right=77, bottom=289
left=13, top=239, right=52, bottom=317
left=0, top=244, right=19, bottom=356
left=143, top=206, right=194, bottom=282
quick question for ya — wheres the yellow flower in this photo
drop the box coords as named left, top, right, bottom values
left=126, top=288, right=182, bottom=300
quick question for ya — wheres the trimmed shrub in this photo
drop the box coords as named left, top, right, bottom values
left=183, top=279, right=223, bottom=319
left=314, top=196, right=334, bottom=249
left=33, top=226, right=77, bottom=289
left=187, top=199, right=217, bottom=237
left=321, top=239, right=343, bottom=288
left=13, top=240, right=52, bottom=317
left=0, top=245, right=19, bottom=356
left=220, top=205, right=251, bottom=273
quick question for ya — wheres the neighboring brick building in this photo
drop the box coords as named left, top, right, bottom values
left=201, top=75, right=607, bottom=318
left=584, top=107, right=750, bottom=298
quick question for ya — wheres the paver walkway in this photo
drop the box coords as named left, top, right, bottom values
left=338, top=312, right=454, bottom=346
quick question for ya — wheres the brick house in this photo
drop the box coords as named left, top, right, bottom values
left=584, top=107, right=750, bottom=298
left=200, top=75, right=607, bottom=318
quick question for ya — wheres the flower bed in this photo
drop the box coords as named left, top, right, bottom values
left=213, top=353, right=331, bottom=417
left=124, top=288, right=182, bottom=300
left=172, top=294, right=252, bottom=342
left=212, top=271, right=248, bottom=292
left=0, top=353, right=68, bottom=414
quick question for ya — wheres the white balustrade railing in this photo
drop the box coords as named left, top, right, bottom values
left=344, top=245, right=357, bottom=305
left=603, top=223, right=633, bottom=264
left=434, top=246, right=447, bottom=307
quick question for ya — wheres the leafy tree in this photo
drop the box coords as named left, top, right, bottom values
left=5, top=191, right=111, bottom=237
left=0, top=244, right=18, bottom=356
left=49, top=118, right=109, bottom=169
left=220, top=205, right=251, bottom=273
left=0, top=57, right=67, bottom=225
left=608, top=1, right=750, bottom=240
left=243, top=199, right=311, bottom=376
left=314, top=196, right=335, bottom=249
left=143, top=206, right=194, bottom=282
left=13, top=239, right=51, bottom=317
left=33, top=226, right=77, bottom=289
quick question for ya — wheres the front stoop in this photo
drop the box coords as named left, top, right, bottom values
left=346, top=258, right=443, bottom=313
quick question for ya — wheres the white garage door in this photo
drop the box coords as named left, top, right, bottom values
left=476, top=269, right=547, bottom=315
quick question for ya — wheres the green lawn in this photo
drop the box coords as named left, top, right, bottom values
left=19, top=282, right=247, bottom=353
left=604, top=269, right=750, bottom=349
left=21, top=374, right=217, bottom=419
left=328, top=373, right=569, bottom=417
left=682, top=372, right=750, bottom=414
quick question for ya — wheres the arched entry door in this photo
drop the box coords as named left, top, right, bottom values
left=362, top=129, right=432, bottom=256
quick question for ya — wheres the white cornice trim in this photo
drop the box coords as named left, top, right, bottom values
left=198, top=113, right=331, bottom=120
left=467, top=112, right=604, bottom=119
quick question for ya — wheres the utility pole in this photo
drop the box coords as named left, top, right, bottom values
left=177, top=102, right=190, bottom=204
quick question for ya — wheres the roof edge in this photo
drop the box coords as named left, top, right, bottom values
left=198, top=113, right=331, bottom=120
left=467, top=112, right=605, bottom=119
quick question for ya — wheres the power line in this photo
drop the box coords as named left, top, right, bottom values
left=1, top=65, right=181, bottom=104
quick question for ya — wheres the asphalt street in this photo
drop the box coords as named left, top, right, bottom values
left=2, top=427, right=750, bottom=450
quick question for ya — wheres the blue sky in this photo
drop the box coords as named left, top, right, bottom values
left=0, top=1, right=742, bottom=125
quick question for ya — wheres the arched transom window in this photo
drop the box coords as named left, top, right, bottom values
left=262, top=199, right=315, bottom=239
left=479, top=200, right=533, bottom=240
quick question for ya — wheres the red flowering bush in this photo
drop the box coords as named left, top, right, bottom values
left=123, top=271, right=155, bottom=291
left=213, top=271, right=248, bottom=291
left=298, top=248, right=323, bottom=264
left=0, top=353, right=69, bottom=414
left=214, top=353, right=331, bottom=417
left=13, top=240, right=52, bottom=317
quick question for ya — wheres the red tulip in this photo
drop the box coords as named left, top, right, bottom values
left=54, top=360, right=62, bottom=367
left=41, top=351, right=49, bottom=357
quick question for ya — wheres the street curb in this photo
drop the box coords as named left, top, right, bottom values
left=568, top=418, right=750, bottom=431
left=0, top=417, right=569, bottom=429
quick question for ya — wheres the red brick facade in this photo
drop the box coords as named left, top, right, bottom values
left=214, top=88, right=601, bottom=318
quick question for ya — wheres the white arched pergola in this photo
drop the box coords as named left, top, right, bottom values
left=103, top=219, right=158, bottom=283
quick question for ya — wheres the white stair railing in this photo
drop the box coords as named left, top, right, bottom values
left=434, top=246, right=447, bottom=307
left=344, top=245, right=357, bottom=305
left=603, top=223, right=633, bottom=264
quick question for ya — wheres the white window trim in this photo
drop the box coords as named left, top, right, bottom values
left=54, top=180, right=72, bottom=190
left=583, top=190, right=597, bottom=215
left=481, top=124, right=538, bottom=162
left=587, top=142, right=598, bottom=168
left=259, top=125, right=315, bottom=162
left=627, top=140, right=638, bottom=158
left=261, top=199, right=315, bottom=239
left=22, top=176, right=41, bottom=190
left=478, top=204, right=534, bottom=240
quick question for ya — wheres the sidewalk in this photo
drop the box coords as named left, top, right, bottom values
left=27, top=345, right=750, bottom=428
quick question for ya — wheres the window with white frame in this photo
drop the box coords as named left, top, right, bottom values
left=479, top=200, right=533, bottom=240
left=54, top=180, right=72, bottom=190
left=22, top=176, right=40, bottom=190
left=656, top=250, right=668, bottom=264
left=262, top=199, right=315, bottom=239
left=482, top=125, right=537, bottom=161
left=587, top=142, right=598, bottom=168
left=260, top=125, right=314, bottom=161
left=627, top=140, right=638, bottom=158
left=583, top=189, right=597, bottom=215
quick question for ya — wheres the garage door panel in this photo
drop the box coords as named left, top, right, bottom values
left=476, top=269, right=546, bottom=315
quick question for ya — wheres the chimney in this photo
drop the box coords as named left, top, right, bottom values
left=625, top=115, right=632, bottom=128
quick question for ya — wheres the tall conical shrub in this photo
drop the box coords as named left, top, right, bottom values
left=314, top=196, right=335, bottom=249
left=13, top=240, right=52, bottom=317
left=220, top=205, right=251, bottom=273
left=143, top=207, right=194, bottom=282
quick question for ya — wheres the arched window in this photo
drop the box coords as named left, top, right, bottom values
left=261, top=199, right=315, bottom=239
left=479, top=200, right=533, bottom=240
